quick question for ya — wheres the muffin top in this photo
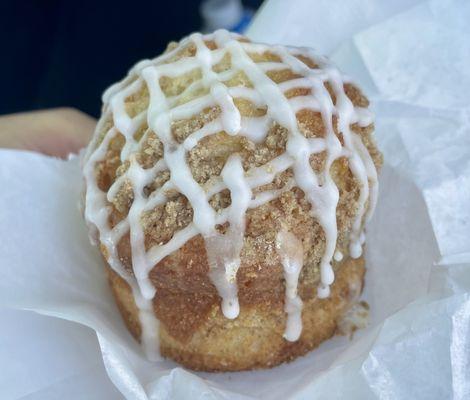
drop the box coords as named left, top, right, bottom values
left=83, top=30, right=382, bottom=346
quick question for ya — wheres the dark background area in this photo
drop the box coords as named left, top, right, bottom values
left=0, top=0, right=262, bottom=117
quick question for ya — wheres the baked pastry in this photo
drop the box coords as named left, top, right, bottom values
left=83, top=30, right=382, bottom=371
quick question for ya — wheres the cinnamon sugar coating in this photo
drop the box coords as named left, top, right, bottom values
left=85, top=32, right=382, bottom=370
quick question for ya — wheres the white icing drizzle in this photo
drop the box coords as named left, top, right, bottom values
left=206, top=155, right=251, bottom=319
left=83, top=124, right=159, bottom=361
left=276, top=231, right=304, bottom=341
left=83, top=30, right=379, bottom=357
left=334, top=250, right=344, bottom=262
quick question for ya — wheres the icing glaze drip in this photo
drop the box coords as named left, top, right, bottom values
left=276, top=231, right=304, bottom=341
left=83, top=124, right=159, bottom=360
left=206, top=155, right=251, bottom=319
left=334, top=250, right=344, bottom=262
left=83, top=29, right=379, bottom=358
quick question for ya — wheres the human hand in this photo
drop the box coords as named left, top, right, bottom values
left=0, top=108, right=96, bottom=158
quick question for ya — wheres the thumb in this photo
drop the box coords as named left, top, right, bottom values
left=0, top=108, right=96, bottom=158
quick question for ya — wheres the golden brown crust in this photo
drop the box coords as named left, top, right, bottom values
left=108, top=255, right=365, bottom=371
left=89, top=34, right=383, bottom=371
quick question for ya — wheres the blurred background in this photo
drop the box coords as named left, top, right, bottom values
left=0, top=0, right=263, bottom=118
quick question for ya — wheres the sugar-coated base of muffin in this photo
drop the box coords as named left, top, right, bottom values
left=107, top=255, right=365, bottom=372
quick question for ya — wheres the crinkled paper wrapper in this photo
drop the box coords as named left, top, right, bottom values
left=1, top=0, right=469, bottom=398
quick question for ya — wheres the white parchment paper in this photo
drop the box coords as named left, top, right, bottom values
left=1, top=0, right=469, bottom=398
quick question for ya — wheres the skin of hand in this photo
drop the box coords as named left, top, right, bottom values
left=0, top=108, right=96, bottom=158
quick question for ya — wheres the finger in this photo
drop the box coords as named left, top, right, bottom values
left=0, top=108, right=96, bottom=158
